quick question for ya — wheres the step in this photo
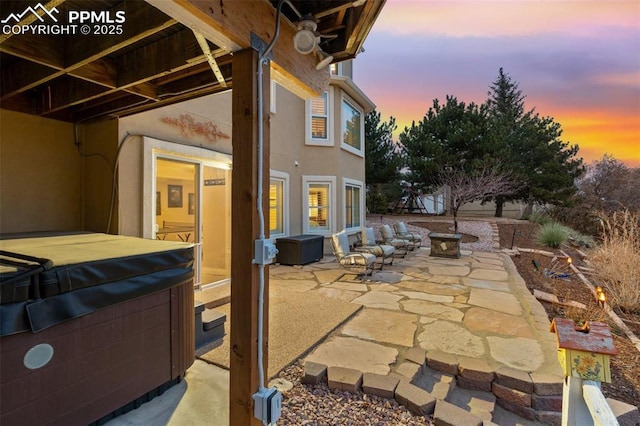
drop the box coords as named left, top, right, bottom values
left=411, top=365, right=456, bottom=401
left=202, top=308, right=226, bottom=331
left=195, top=283, right=230, bottom=309
left=445, top=386, right=496, bottom=422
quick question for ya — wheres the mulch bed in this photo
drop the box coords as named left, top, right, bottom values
left=498, top=222, right=640, bottom=408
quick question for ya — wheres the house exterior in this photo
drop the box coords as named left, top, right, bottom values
left=1, top=1, right=384, bottom=423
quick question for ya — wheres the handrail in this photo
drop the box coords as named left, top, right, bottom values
left=582, top=380, right=619, bottom=426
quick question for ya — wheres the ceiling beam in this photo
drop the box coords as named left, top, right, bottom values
left=146, top=0, right=329, bottom=98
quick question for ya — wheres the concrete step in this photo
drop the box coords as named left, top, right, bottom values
left=411, top=365, right=456, bottom=402
left=195, top=301, right=226, bottom=348
left=445, top=386, right=496, bottom=422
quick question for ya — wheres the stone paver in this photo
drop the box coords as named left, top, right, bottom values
left=327, top=366, right=363, bottom=393
left=305, top=336, right=398, bottom=374
left=341, top=309, right=417, bottom=347
left=467, top=288, right=523, bottom=316
left=362, top=373, right=400, bottom=399
left=302, top=361, right=327, bottom=385
left=402, top=300, right=464, bottom=322
left=419, top=321, right=485, bottom=358
left=463, top=307, right=535, bottom=338
left=351, top=291, right=402, bottom=310
left=399, top=291, right=455, bottom=303
left=433, top=400, right=484, bottom=426
left=488, top=337, right=544, bottom=371
left=294, top=230, right=566, bottom=423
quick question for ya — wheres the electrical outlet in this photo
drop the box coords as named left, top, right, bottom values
left=254, top=238, right=279, bottom=265
left=253, top=387, right=282, bottom=424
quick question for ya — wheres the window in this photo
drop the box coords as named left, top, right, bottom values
left=341, top=94, right=364, bottom=156
left=269, top=171, right=288, bottom=237
left=303, top=176, right=336, bottom=235
left=343, top=178, right=364, bottom=231
left=306, top=88, right=333, bottom=146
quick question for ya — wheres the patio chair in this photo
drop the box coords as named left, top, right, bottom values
left=355, top=227, right=395, bottom=269
left=379, top=224, right=410, bottom=256
left=393, top=221, right=422, bottom=249
left=331, top=230, right=376, bottom=280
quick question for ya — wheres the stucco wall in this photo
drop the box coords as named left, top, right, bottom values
left=0, top=109, right=82, bottom=234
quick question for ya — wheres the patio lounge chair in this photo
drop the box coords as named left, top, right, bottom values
left=379, top=224, right=410, bottom=256
left=331, top=230, right=376, bottom=279
left=356, top=227, right=395, bottom=269
left=393, top=221, right=422, bottom=249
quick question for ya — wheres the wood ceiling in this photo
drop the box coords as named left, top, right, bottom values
left=0, top=0, right=383, bottom=123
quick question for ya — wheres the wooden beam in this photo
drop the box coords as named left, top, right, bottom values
left=146, top=0, right=330, bottom=98
left=37, top=77, right=111, bottom=114
left=230, top=48, right=270, bottom=426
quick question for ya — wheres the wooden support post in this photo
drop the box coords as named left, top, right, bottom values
left=230, top=47, right=270, bottom=425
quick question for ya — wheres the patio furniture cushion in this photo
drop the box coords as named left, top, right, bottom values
left=394, top=221, right=422, bottom=248
left=380, top=224, right=410, bottom=249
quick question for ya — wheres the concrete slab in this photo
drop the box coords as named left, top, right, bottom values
left=305, top=336, right=398, bottom=375
left=403, top=300, right=464, bottom=322
left=351, top=291, right=403, bottom=310
left=418, top=321, right=485, bottom=358
left=341, top=309, right=418, bottom=347
left=104, top=360, right=229, bottom=426
left=463, top=307, right=535, bottom=339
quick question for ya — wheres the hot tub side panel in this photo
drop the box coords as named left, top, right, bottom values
left=0, top=281, right=194, bottom=425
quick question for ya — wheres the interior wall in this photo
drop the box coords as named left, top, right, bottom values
left=0, top=109, right=82, bottom=234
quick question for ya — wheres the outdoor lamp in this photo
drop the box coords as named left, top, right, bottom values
left=293, top=20, right=318, bottom=54
left=315, top=50, right=334, bottom=70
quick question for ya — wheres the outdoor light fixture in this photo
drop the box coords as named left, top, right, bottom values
left=315, top=49, right=334, bottom=70
left=293, top=19, right=318, bottom=54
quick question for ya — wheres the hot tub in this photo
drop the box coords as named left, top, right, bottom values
left=0, top=233, right=195, bottom=425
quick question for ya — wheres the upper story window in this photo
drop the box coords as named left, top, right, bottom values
left=306, top=88, right=333, bottom=146
left=341, top=94, right=364, bottom=156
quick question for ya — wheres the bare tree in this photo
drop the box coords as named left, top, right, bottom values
left=439, top=164, right=522, bottom=233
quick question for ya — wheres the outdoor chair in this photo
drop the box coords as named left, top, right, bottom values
left=331, top=230, right=376, bottom=280
left=379, top=224, right=410, bottom=256
left=393, top=221, right=422, bottom=249
left=355, top=227, right=395, bottom=269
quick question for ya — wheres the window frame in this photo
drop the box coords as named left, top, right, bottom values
left=305, top=87, right=334, bottom=146
left=302, top=175, right=336, bottom=236
left=343, top=178, right=364, bottom=233
left=269, top=170, right=289, bottom=238
left=340, top=92, right=364, bottom=157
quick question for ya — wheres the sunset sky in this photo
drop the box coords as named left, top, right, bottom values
left=354, top=0, right=640, bottom=167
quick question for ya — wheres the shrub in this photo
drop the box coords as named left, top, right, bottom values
left=528, top=211, right=553, bottom=226
left=537, top=222, right=570, bottom=248
left=590, top=210, right=640, bottom=313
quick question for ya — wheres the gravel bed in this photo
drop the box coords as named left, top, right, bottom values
left=365, top=216, right=495, bottom=253
left=276, top=363, right=433, bottom=425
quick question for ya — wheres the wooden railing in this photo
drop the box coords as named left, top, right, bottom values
left=563, top=376, right=619, bottom=426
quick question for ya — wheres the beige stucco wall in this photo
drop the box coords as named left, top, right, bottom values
left=116, top=91, right=233, bottom=237
left=0, top=109, right=82, bottom=234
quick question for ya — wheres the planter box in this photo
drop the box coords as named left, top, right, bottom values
left=428, top=232, right=462, bottom=259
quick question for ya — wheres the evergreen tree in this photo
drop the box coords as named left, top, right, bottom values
left=485, top=68, right=584, bottom=216
left=364, top=110, right=402, bottom=213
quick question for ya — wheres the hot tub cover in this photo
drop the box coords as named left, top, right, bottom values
left=0, top=233, right=194, bottom=336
